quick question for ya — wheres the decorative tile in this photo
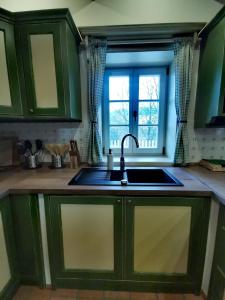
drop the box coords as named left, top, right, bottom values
left=0, top=122, right=89, bottom=163
left=1, top=121, right=224, bottom=164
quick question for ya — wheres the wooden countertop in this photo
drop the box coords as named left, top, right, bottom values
left=0, top=166, right=211, bottom=200
left=186, top=166, right=225, bottom=205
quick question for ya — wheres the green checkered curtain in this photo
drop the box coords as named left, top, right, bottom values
left=173, top=37, right=195, bottom=165
left=87, top=38, right=107, bottom=165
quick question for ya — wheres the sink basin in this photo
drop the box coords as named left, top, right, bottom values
left=68, top=168, right=123, bottom=185
left=68, top=168, right=183, bottom=186
left=126, top=168, right=179, bottom=185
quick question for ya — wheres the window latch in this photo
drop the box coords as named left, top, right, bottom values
left=133, top=110, right=138, bottom=122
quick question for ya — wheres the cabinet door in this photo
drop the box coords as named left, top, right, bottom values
left=195, top=18, right=225, bottom=127
left=208, top=204, right=225, bottom=300
left=45, top=195, right=123, bottom=288
left=11, top=194, right=45, bottom=286
left=0, top=197, right=18, bottom=299
left=208, top=266, right=225, bottom=300
left=19, top=23, right=66, bottom=117
left=125, top=197, right=210, bottom=293
left=0, top=20, right=22, bottom=116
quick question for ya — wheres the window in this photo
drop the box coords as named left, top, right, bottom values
left=103, top=67, right=167, bottom=155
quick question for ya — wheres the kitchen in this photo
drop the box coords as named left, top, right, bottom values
left=0, top=0, right=225, bottom=299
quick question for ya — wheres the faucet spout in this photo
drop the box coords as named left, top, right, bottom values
left=120, top=134, right=139, bottom=172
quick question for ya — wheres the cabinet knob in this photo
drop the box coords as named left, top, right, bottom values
left=29, top=108, right=34, bottom=113
left=128, top=200, right=132, bottom=204
left=117, top=199, right=121, bottom=203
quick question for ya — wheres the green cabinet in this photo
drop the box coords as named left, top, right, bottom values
left=15, top=10, right=82, bottom=119
left=45, top=195, right=123, bottom=289
left=45, top=195, right=210, bottom=293
left=0, top=9, right=23, bottom=116
left=0, top=8, right=82, bottom=120
left=0, top=196, right=18, bottom=300
left=195, top=7, right=225, bottom=128
left=208, top=204, right=225, bottom=300
left=11, top=194, right=45, bottom=286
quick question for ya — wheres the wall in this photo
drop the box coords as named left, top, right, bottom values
left=0, top=0, right=222, bottom=27
left=166, top=61, right=176, bottom=160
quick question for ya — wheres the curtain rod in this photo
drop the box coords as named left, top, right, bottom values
left=107, top=38, right=174, bottom=46
left=80, top=37, right=174, bottom=48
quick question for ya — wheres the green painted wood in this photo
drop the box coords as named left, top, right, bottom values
left=51, top=277, right=201, bottom=293
left=208, top=204, right=225, bottom=300
left=16, top=23, right=67, bottom=117
left=0, top=196, right=19, bottom=300
left=0, top=18, right=23, bottom=116
left=0, top=8, right=82, bottom=120
left=45, top=195, right=123, bottom=289
left=124, top=197, right=210, bottom=294
left=14, top=9, right=81, bottom=43
left=195, top=17, right=225, bottom=127
left=65, top=23, right=82, bottom=120
left=14, top=9, right=82, bottom=120
left=45, top=195, right=210, bottom=293
left=11, top=194, right=45, bottom=287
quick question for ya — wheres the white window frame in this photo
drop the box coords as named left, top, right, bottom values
left=102, top=67, right=167, bottom=155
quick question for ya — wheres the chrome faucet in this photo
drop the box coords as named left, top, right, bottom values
left=120, top=134, right=139, bottom=172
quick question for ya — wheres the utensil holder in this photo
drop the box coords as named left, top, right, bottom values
left=52, top=155, right=63, bottom=168
left=25, top=155, right=37, bottom=169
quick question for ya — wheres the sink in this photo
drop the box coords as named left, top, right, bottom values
left=126, top=168, right=180, bottom=185
left=68, top=168, right=183, bottom=186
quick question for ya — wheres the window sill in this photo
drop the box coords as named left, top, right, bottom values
left=102, top=155, right=174, bottom=167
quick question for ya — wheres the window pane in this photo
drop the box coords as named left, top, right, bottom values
left=138, top=126, right=158, bottom=148
left=110, top=126, right=129, bottom=148
left=139, top=75, right=160, bottom=100
left=109, top=76, right=129, bottom=100
left=139, top=102, right=159, bottom=125
left=110, top=102, right=129, bottom=125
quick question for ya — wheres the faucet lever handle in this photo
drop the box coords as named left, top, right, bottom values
left=133, top=110, right=138, bottom=122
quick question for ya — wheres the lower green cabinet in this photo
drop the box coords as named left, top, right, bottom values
left=11, top=194, right=45, bottom=286
left=208, top=204, right=225, bottom=300
left=0, top=196, right=18, bottom=300
left=208, top=267, right=225, bottom=300
left=125, top=197, right=210, bottom=293
left=45, top=195, right=210, bottom=293
left=45, top=195, right=123, bottom=289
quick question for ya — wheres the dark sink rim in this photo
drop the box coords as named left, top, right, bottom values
left=68, top=168, right=183, bottom=186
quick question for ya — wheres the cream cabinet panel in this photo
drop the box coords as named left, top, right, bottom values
left=0, top=212, right=11, bottom=291
left=223, top=290, right=225, bottom=300
left=30, top=34, right=58, bottom=109
left=61, top=204, right=114, bottom=270
left=0, top=31, right=11, bottom=107
left=134, top=206, right=191, bottom=274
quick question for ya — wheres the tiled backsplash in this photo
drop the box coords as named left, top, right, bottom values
left=196, top=128, right=225, bottom=160
left=0, top=122, right=89, bottom=162
left=0, top=122, right=224, bottom=163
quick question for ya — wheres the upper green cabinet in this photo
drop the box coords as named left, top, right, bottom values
left=15, top=10, right=82, bottom=119
left=0, top=8, right=82, bottom=120
left=195, top=7, right=225, bottom=128
left=0, top=9, right=23, bottom=116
